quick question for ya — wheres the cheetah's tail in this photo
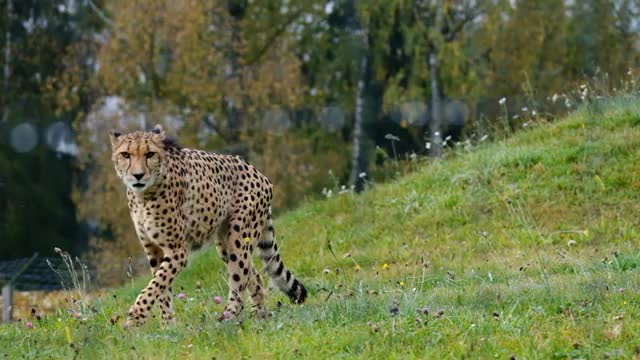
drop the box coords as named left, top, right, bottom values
left=257, top=209, right=307, bottom=304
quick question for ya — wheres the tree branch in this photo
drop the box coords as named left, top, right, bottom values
left=244, top=8, right=306, bottom=65
left=86, top=0, right=114, bottom=27
left=201, top=114, right=234, bottom=144
left=442, top=5, right=483, bottom=42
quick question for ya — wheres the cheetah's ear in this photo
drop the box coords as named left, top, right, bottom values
left=151, top=124, right=164, bottom=135
left=109, top=130, right=122, bottom=148
left=151, top=124, right=165, bottom=140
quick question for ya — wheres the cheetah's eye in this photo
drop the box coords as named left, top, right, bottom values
left=121, top=152, right=130, bottom=159
left=146, top=152, right=156, bottom=159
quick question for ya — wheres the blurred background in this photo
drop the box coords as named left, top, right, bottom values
left=0, top=0, right=639, bottom=286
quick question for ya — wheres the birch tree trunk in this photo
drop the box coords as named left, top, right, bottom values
left=346, top=0, right=371, bottom=193
left=429, top=50, right=443, bottom=157
left=428, top=0, right=444, bottom=157
left=222, top=2, right=245, bottom=152
left=349, top=51, right=369, bottom=192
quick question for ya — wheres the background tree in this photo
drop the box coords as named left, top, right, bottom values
left=567, top=0, right=640, bottom=84
left=475, top=0, right=569, bottom=98
left=0, top=0, right=104, bottom=260
left=400, top=0, right=490, bottom=156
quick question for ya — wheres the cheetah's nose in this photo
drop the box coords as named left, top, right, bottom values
left=133, top=173, right=144, bottom=181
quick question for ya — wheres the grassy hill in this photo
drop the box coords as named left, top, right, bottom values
left=3, top=97, right=640, bottom=358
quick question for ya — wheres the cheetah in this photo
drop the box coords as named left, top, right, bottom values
left=109, top=125, right=307, bottom=327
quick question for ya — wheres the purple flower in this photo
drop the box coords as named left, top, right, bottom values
left=177, top=293, right=186, bottom=299
left=213, top=296, right=223, bottom=304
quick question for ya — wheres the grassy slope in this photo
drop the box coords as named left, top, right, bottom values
left=3, top=98, right=640, bottom=358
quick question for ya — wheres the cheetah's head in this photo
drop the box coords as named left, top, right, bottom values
left=109, top=124, right=167, bottom=193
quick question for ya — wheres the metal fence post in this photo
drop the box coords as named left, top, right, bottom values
left=2, top=283, right=12, bottom=323
left=1, top=253, right=38, bottom=323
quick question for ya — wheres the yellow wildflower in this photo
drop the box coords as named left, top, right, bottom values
left=65, top=326, right=73, bottom=344
left=382, top=263, right=389, bottom=270
left=354, top=264, right=361, bottom=272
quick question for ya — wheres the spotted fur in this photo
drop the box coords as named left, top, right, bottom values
left=110, top=125, right=307, bottom=328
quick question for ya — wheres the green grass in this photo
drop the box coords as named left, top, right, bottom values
left=4, top=97, right=640, bottom=358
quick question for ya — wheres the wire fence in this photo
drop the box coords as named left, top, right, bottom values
left=0, top=256, right=72, bottom=291
left=0, top=253, right=101, bottom=322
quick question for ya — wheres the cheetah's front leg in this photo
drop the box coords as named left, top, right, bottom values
left=142, top=242, right=163, bottom=275
left=124, top=247, right=187, bottom=328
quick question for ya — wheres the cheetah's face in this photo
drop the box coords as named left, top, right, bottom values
left=109, top=125, right=167, bottom=193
